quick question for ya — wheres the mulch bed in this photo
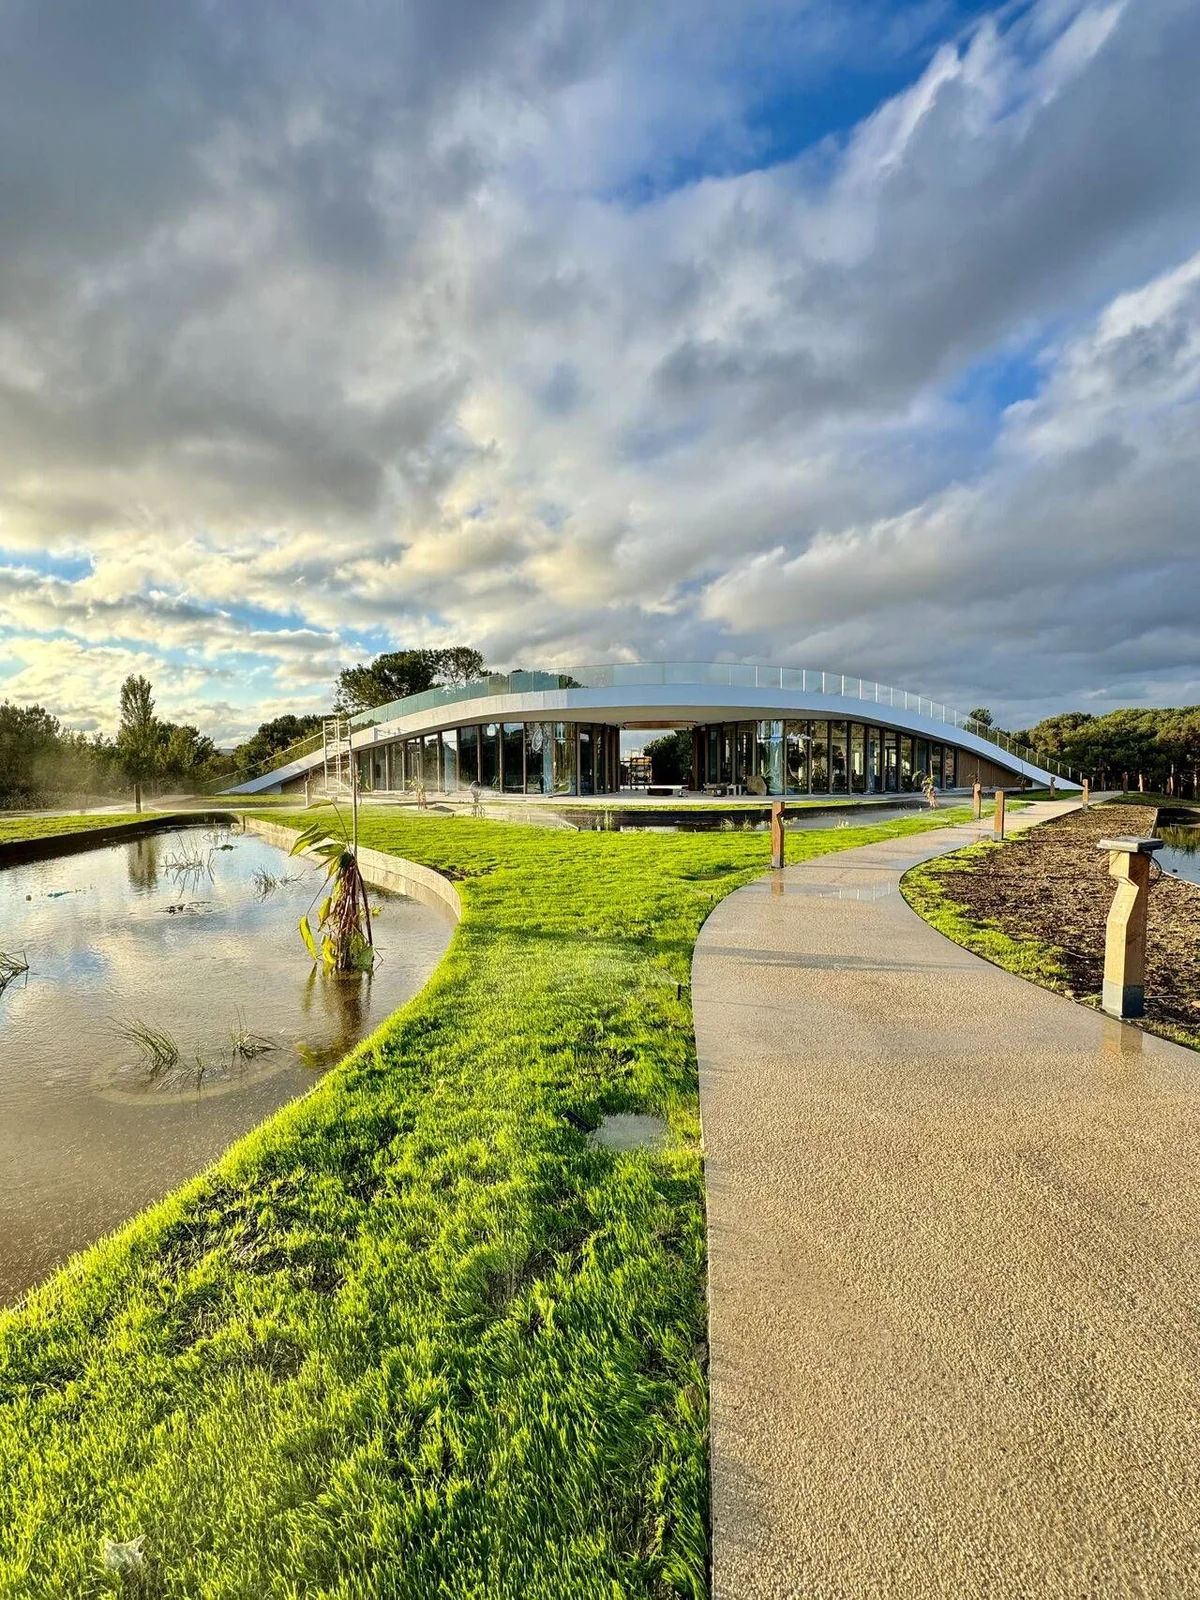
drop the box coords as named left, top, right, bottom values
left=939, top=803, right=1200, bottom=1041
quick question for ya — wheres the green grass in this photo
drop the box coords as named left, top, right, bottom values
left=1, top=804, right=977, bottom=1599
left=901, top=842, right=1075, bottom=991
left=0, top=812, right=147, bottom=846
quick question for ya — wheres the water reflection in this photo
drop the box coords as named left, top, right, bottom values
left=1153, top=821, right=1200, bottom=885
left=0, top=825, right=453, bottom=1303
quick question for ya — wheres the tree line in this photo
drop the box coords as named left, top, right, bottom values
left=0, top=647, right=490, bottom=807
left=1013, top=706, right=1200, bottom=797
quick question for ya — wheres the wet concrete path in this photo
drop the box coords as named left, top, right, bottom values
left=693, top=801, right=1200, bottom=1598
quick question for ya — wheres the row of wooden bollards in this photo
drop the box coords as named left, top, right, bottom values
left=770, top=778, right=1160, bottom=1024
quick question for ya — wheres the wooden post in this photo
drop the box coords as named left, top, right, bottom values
left=1048, top=776, right=1056, bottom=798
left=770, top=800, right=786, bottom=870
left=993, top=789, right=1005, bottom=841
left=1082, top=778, right=1090, bottom=810
left=972, top=781, right=982, bottom=820
left=1098, top=838, right=1163, bottom=1018
left=304, top=775, right=311, bottom=808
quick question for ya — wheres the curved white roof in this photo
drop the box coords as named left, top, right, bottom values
left=228, top=664, right=1078, bottom=793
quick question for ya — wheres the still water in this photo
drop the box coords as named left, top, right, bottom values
left=561, top=802, right=923, bottom=832
left=1155, top=821, right=1200, bottom=886
left=0, top=823, right=453, bottom=1303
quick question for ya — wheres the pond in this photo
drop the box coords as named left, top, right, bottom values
left=1154, top=817, right=1200, bottom=886
left=558, top=801, right=926, bottom=832
left=0, top=822, right=454, bottom=1304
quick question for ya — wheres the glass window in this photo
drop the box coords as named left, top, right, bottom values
left=872, top=727, right=883, bottom=792
left=810, top=721, right=829, bottom=791
left=423, top=734, right=441, bottom=789
left=525, top=722, right=553, bottom=794
left=850, top=724, right=866, bottom=794
left=720, top=726, right=735, bottom=786
left=442, top=728, right=459, bottom=791
left=900, top=736, right=914, bottom=790
left=579, top=726, right=595, bottom=795
left=736, top=725, right=755, bottom=788
left=552, top=723, right=576, bottom=794
left=884, top=729, right=898, bottom=792
left=930, top=744, right=943, bottom=788
left=458, top=723, right=479, bottom=786
left=404, top=739, right=421, bottom=789
left=756, top=720, right=784, bottom=794
left=706, top=727, right=720, bottom=785
left=785, top=722, right=807, bottom=794
left=502, top=723, right=525, bottom=792
left=915, top=740, right=929, bottom=786
left=944, top=747, right=956, bottom=787
left=480, top=723, right=500, bottom=790
left=830, top=721, right=848, bottom=793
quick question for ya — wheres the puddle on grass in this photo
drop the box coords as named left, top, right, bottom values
left=590, top=1112, right=673, bottom=1152
left=0, top=823, right=454, bottom=1303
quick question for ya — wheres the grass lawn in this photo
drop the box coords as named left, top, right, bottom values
left=901, top=841, right=1075, bottom=992
left=0, top=812, right=147, bottom=846
left=1, top=804, right=976, bottom=1599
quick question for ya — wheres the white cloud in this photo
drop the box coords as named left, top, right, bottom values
left=0, top=0, right=1198, bottom=737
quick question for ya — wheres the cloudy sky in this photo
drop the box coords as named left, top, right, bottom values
left=1, top=0, right=1197, bottom=740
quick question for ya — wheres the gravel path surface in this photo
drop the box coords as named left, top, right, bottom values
left=693, top=801, right=1200, bottom=1598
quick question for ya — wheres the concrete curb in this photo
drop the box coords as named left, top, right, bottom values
left=241, top=817, right=462, bottom=923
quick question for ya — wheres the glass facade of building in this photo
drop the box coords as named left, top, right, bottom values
left=695, top=719, right=962, bottom=794
left=355, top=715, right=967, bottom=798
left=357, top=722, right=621, bottom=796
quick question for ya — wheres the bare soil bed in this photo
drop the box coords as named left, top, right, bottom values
left=926, top=803, right=1200, bottom=1044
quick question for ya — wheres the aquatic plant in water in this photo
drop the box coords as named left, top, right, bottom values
left=251, top=866, right=299, bottom=898
left=230, top=1009, right=275, bottom=1062
left=116, top=1018, right=181, bottom=1074
left=291, top=802, right=375, bottom=972
left=0, top=950, right=30, bottom=994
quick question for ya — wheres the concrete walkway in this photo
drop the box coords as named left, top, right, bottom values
left=693, top=802, right=1200, bottom=1598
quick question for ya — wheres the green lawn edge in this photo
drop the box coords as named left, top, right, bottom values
left=2, top=804, right=976, bottom=1599
left=900, top=838, right=1200, bottom=1055
left=0, top=812, right=148, bottom=845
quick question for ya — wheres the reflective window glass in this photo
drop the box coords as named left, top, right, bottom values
left=830, top=721, right=848, bottom=793
left=785, top=722, right=807, bottom=794
left=480, top=723, right=500, bottom=790
left=458, top=724, right=479, bottom=785
left=810, top=721, right=829, bottom=790
left=552, top=723, right=576, bottom=794
left=502, top=723, right=525, bottom=792
left=850, top=724, right=866, bottom=794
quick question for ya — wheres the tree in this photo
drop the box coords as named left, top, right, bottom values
left=967, top=707, right=994, bottom=728
left=643, top=729, right=695, bottom=784
left=159, top=723, right=217, bottom=779
left=233, top=714, right=324, bottom=774
left=117, top=674, right=159, bottom=811
left=335, top=647, right=487, bottom=714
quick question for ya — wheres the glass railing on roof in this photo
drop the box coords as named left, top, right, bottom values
left=332, top=663, right=1082, bottom=781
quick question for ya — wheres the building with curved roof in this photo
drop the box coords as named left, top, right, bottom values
left=229, top=664, right=1078, bottom=798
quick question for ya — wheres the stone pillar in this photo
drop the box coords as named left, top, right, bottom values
left=993, top=789, right=1005, bottom=841
left=1098, top=837, right=1163, bottom=1018
left=770, top=801, right=786, bottom=870
left=972, top=781, right=982, bottom=820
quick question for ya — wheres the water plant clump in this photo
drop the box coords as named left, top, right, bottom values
left=116, top=1018, right=181, bottom=1075
left=230, top=1010, right=276, bottom=1062
left=291, top=801, right=375, bottom=972
left=251, top=867, right=299, bottom=898
left=0, top=950, right=30, bottom=995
